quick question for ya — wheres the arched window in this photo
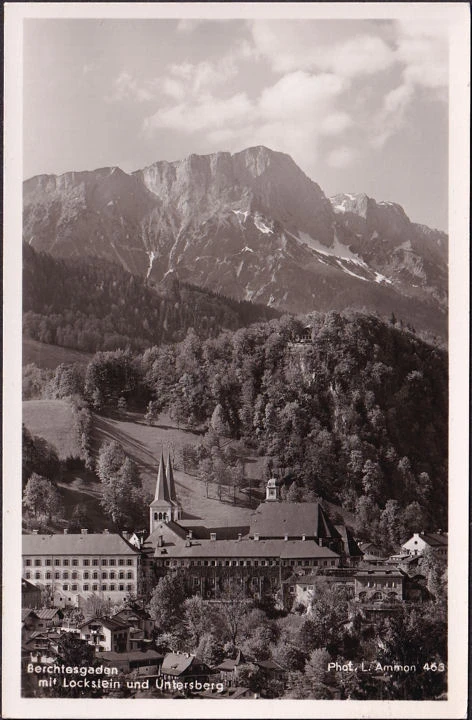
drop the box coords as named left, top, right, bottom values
left=372, top=591, right=383, bottom=601
left=154, top=513, right=158, bottom=521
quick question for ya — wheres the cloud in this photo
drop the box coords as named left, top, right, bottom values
left=326, top=146, right=360, bottom=168
left=144, top=92, right=252, bottom=134
left=107, top=71, right=156, bottom=103
left=248, top=21, right=396, bottom=78
left=372, top=20, right=448, bottom=147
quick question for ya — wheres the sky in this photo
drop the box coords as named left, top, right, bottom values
left=23, top=16, right=449, bottom=230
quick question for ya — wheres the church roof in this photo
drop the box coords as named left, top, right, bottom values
left=152, top=536, right=339, bottom=559
left=150, top=454, right=169, bottom=505
left=144, top=521, right=188, bottom=551
left=166, top=455, right=177, bottom=501
left=249, top=502, right=341, bottom=540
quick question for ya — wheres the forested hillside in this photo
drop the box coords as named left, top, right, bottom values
left=23, top=244, right=280, bottom=352
left=76, top=312, right=447, bottom=542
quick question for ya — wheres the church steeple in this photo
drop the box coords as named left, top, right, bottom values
left=150, top=453, right=172, bottom=532
left=166, top=454, right=176, bottom=501
left=154, top=453, right=169, bottom=502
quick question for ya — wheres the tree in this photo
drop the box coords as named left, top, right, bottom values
left=183, top=595, right=213, bottom=648
left=303, top=581, right=349, bottom=657
left=84, top=593, right=114, bottom=618
left=196, top=632, right=225, bottom=666
left=212, top=582, right=252, bottom=645
left=210, top=403, right=231, bottom=437
left=237, top=663, right=265, bottom=694
left=304, top=648, right=338, bottom=699
left=97, top=442, right=148, bottom=529
left=23, top=473, right=62, bottom=523
left=147, top=572, right=189, bottom=632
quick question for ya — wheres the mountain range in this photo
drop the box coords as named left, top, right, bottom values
left=23, top=146, right=448, bottom=337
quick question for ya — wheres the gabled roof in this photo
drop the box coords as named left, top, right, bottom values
left=249, top=502, right=341, bottom=540
left=335, top=525, right=364, bottom=557
left=35, top=608, right=62, bottom=620
left=79, top=616, right=130, bottom=631
left=22, top=533, right=140, bottom=556
left=161, top=652, right=197, bottom=676
left=417, top=532, right=448, bottom=547
left=216, top=650, right=246, bottom=671
left=22, top=578, right=41, bottom=593
left=144, top=521, right=188, bottom=552
left=22, top=608, right=39, bottom=622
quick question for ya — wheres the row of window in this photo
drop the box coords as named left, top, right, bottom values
left=159, top=558, right=337, bottom=568
left=60, top=584, right=134, bottom=593
left=25, top=571, right=134, bottom=581
left=24, top=558, right=135, bottom=567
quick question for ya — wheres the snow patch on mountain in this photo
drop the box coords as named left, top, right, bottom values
left=298, top=231, right=367, bottom=267
left=253, top=214, right=273, bottom=235
left=336, top=260, right=369, bottom=282
left=146, top=250, right=157, bottom=278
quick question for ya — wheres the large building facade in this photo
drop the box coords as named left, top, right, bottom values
left=22, top=529, right=140, bottom=608
left=141, top=464, right=363, bottom=602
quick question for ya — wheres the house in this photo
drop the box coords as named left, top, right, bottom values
left=23, top=630, right=61, bottom=664
left=160, top=652, right=214, bottom=684
left=357, top=541, right=387, bottom=563
left=22, top=529, right=141, bottom=608
left=215, top=650, right=247, bottom=686
left=283, top=568, right=357, bottom=610
left=34, top=607, right=64, bottom=630
left=78, top=616, right=130, bottom=653
left=354, top=566, right=404, bottom=604
left=98, top=649, right=164, bottom=675
left=112, top=604, right=154, bottom=638
left=22, top=578, right=41, bottom=608
left=402, top=532, right=448, bottom=559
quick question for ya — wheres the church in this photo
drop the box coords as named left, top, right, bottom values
left=141, top=456, right=362, bottom=601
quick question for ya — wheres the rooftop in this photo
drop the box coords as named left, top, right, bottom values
left=249, top=502, right=340, bottom=539
left=161, top=652, right=199, bottom=676
left=22, top=533, right=140, bottom=556
left=153, top=537, right=339, bottom=559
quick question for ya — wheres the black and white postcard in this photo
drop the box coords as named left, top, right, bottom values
left=3, top=2, right=470, bottom=718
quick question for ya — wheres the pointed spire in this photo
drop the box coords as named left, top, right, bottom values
left=154, top=453, right=169, bottom=502
left=166, top=454, right=176, bottom=501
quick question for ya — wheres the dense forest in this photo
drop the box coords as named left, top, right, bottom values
left=137, top=312, right=448, bottom=539
left=23, top=244, right=280, bottom=352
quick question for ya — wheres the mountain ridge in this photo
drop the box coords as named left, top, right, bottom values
left=23, top=145, right=448, bottom=337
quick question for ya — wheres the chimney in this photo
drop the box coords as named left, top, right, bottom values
left=302, top=534, right=306, bottom=541
left=157, top=535, right=163, bottom=548
left=32, top=529, right=38, bottom=535
left=237, top=533, right=242, bottom=542
left=284, top=534, right=288, bottom=541
left=254, top=533, right=260, bottom=541
left=103, top=529, right=109, bottom=534
left=210, top=532, right=216, bottom=542
left=63, top=529, right=68, bottom=535
left=81, top=529, right=88, bottom=535
left=187, top=530, right=193, bottom=540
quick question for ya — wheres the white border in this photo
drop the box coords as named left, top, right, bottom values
left=3, top=3, right=470, bottom=718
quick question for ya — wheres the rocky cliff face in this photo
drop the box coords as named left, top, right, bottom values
left=23, top=146, right=448, bottom=336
